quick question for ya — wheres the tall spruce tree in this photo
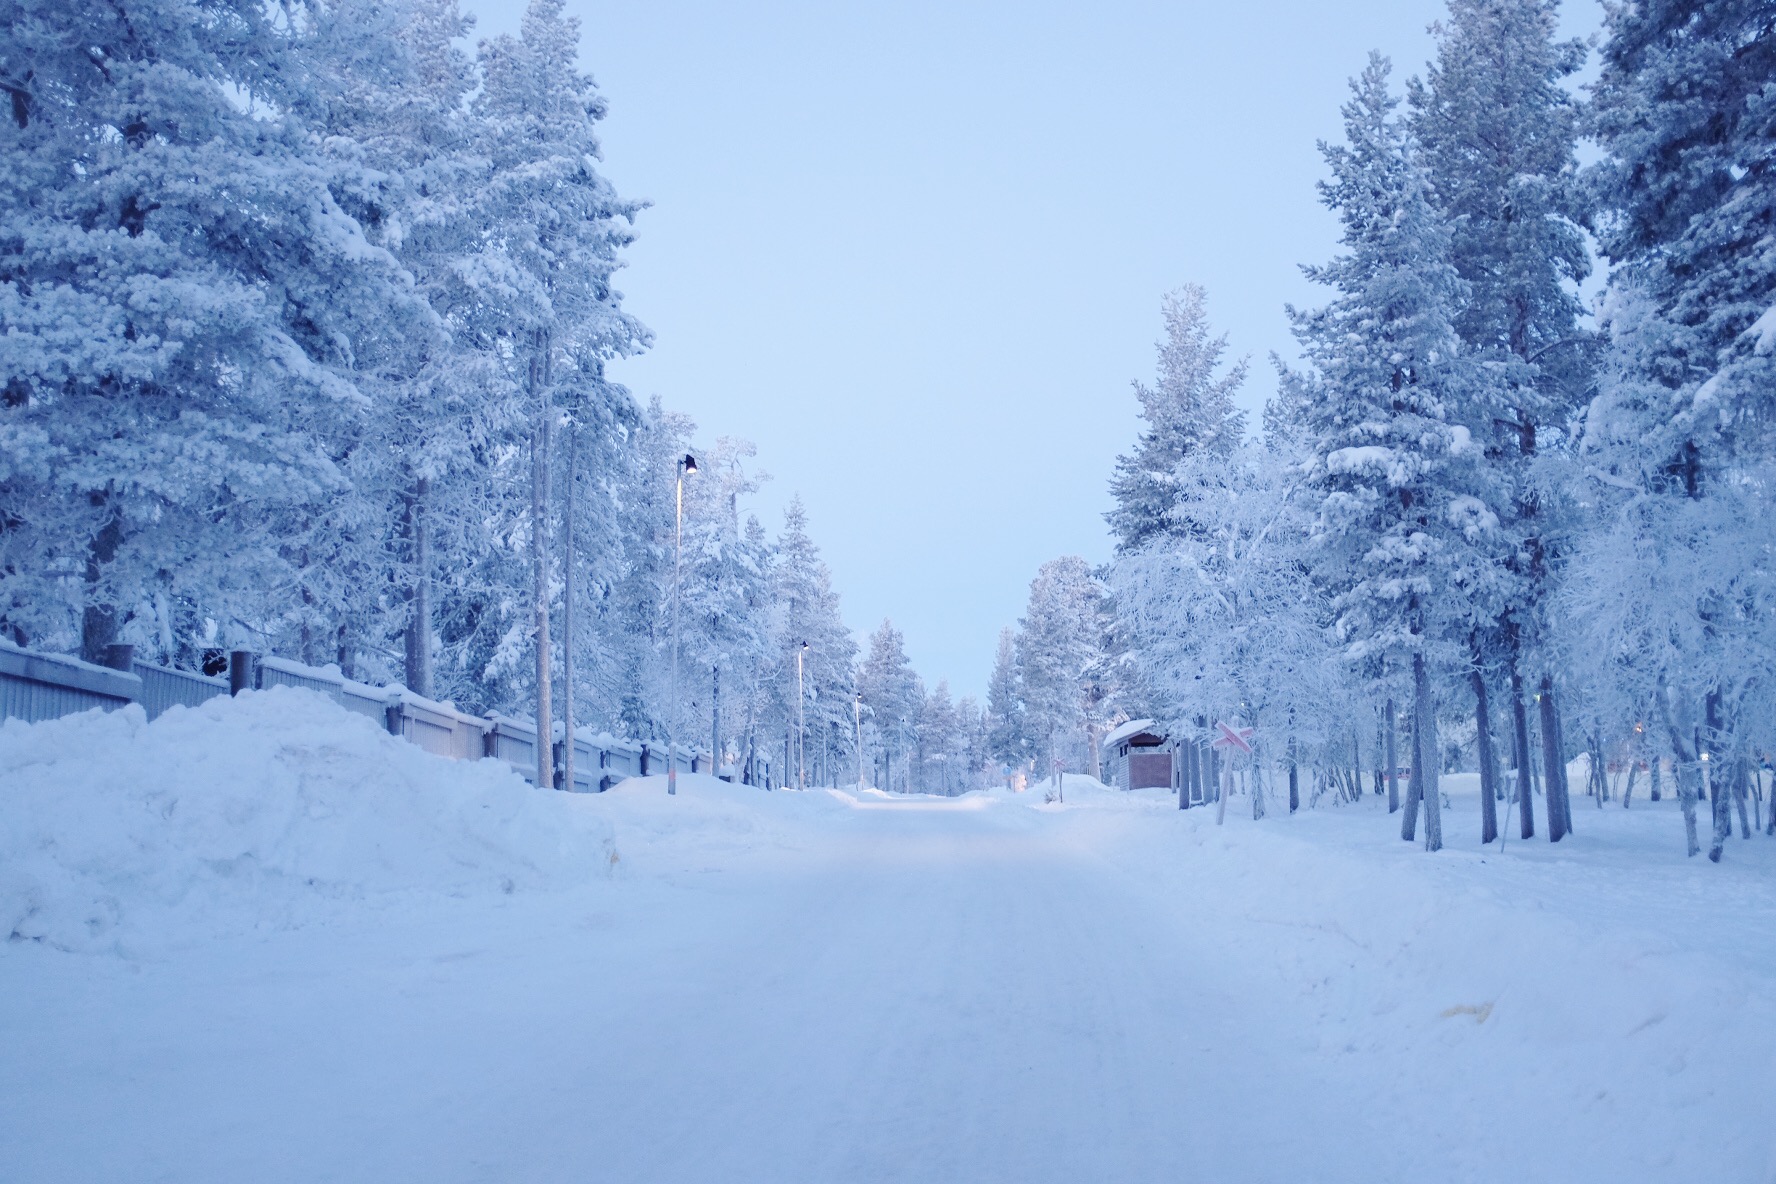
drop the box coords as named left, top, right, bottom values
left=985, top=626, right=1026, bottom=773
left=1106, top=287, right=1248, bottom=554
left=1409, top=0, right=1590, bottom=841
left=0, top=0, right=421, bottom=660
left=1572, top=0, right=1776, bottom=859
left=1290, top=53, right=1513, bottom=853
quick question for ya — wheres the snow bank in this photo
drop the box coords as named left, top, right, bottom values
left=0, top=689, right=617, bottom=951
left=597, top=773, right=861, bottom=872
left=1056, top=792, right=1776, bottom=1178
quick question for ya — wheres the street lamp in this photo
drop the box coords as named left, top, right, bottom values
left=855, top=692, right=864, bottom=792
left=796, top=640, right=809, bottom=790
left=669, top=452, right=697, bottom=796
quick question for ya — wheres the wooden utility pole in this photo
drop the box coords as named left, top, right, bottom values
left=561, top=423, right=576, bottom=795
left=530, top=329, right=553, bottom=792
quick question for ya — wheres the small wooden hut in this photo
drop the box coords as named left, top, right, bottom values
left=1104, top=718, right=1174, bottom=791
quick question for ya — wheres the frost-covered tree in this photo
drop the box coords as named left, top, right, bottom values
left=473, top=0, right=647, bottom=785
left=0, top=0, right=423, bottom=661
left=916, top=680, right=966, bottom=794
left=670, top=438, right=771, bottom=775
left=1111, top=435, right=1344, bottom=820
left=299, top=0, right=529, bottom=696
left=1106, top=287, right=1248, bottom=554
left=1409, top=0, right=1591, bottom=841
left=984, top=626, right=1026, bottom=773
left=1288, top=54, right=1514, bottom=852
left=1564, top=0, right=1776, bottom=859
left=764, top=496, right=857, bottom=788
left=1014, top=556, right=1108, bottom=777
left=859, top=620, right=921, bottom=793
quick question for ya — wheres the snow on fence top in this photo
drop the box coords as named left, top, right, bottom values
left=0, top=642, right=706, bottom=791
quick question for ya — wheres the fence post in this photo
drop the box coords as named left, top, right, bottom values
left=385, top=695, right=404, bottom=738
left=228, top=650, right=256, bottom=696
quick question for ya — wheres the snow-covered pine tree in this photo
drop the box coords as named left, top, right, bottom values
left=859, top=620, right=921, bottom=793
left=766, top=496, right=857, bottom=788
left=985, top=626, right=1026, bottom=776
left=474, top=0, right=648, bottom=786
left=1110, top=428, right=1344, bottom=820
left=0, top=0, right=421, bottom=661
left=299, top=0, right=533, bottom=696
left=1106, top=287, right=1249, bottom=554
left=917, top=681, right=963, bottom=794
left=554, top=371, right=643, bottom=735
left=1566, top=0, right=1776, bottom=859
left=673, top=438, right=771, bottom=775
left=1289, top=53, right=1513, bottom=852
left=1015, top=556, right=1109, bottom=780
left=1409, top=0, right=1591, bottom=842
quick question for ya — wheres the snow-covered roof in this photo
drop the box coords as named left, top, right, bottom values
left=1104, top=718, right=1164, bottom=748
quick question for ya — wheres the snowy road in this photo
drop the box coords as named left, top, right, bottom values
left=5, top=782, right=1773, bottom=1183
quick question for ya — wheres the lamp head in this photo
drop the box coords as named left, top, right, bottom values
left=682, top=454, right=698, bottom=474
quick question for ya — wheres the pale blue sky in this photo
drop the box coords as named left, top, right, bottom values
left=467, top=0, right=1602, bottom=699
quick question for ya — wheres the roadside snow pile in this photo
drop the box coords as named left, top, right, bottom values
left=1075, top=793, right=1776, bottom=1179
left=0, top=689, right=617, bottom=951
left=599, top=773, right=858, bottom=871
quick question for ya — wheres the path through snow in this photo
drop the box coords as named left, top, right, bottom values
left=2, top=700, right=1772, bottom=1182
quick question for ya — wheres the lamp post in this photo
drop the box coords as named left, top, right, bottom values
left=796, top=640, right=809, bottom=790
left=669, top=452, right=697, bottom=796
left=855, top=692, right=864, bottom=792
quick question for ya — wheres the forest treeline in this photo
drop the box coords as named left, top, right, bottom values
left=0, top=0, right=900, bottom=789
left=991, top=0, right=1775, bottom=859
left=4, top=0, right=1772, bottom=838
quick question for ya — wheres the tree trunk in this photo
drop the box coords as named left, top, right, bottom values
left=1538, top=677, right=1566, bottom=841
left=1731, top=750, right=1751, bottom=840
left=1593, top=733, right=1609, bottom=804
left=1553, top=683, right=1574, bottom=835
left=1754, top=763, right=1768, bottom=837
left=1509, top=667, right=1535, bottom=839
left=1384, top=696, right=1399, bottom=813
left=531, top=330, right=554, bottom=792
left=336, top=622, right=354, bottom=681
left=1649, top=752, right=1662, bottom=802
left=1401, top=708, right=1421, bottom=843
left=712, top=665, right=721, bottom=779
left=80, top=494, right=124, bottom=665
left=1416, top=651, right=1442, bottom=852
left=1288, top=736, right=1299, bottom=814
left=1351, top=726, right=1362, bottom=808
left=1472, top=665, right=1498, bottom=844
left=1705, top=691, right=1732, bottom=861
left=402, top=476, right=433, bottom=697
left=1658, top=686, right=1703, bottom=857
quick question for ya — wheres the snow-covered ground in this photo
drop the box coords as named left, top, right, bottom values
left=3, top=692, right=1772, bottom=1183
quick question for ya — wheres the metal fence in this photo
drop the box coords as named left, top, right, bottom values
left=0, top=642, right=140, bottom=724
left=135, top=661, right=228, bottom=718
left=0, top=641, right=708, bottom=792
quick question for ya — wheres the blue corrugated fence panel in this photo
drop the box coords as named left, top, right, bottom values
left=133, top=662, right=226, bottom=720
left=0, top=642, right=140, bottom=723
